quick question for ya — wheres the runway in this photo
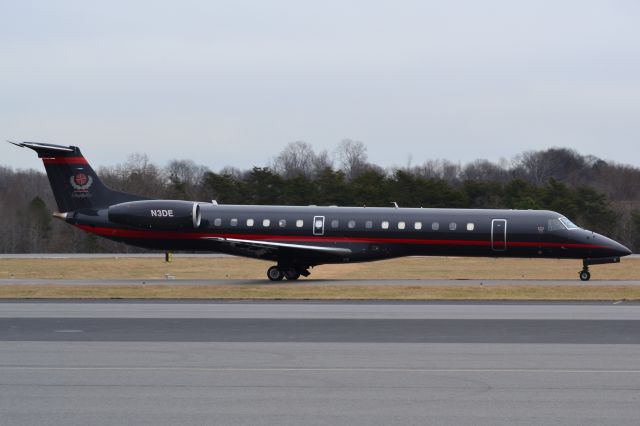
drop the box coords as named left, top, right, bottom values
left=1, top=301, right=640, bottom=425
left=2, top=277, right=640, bottom=285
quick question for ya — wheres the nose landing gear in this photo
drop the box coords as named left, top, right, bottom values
left=579, top=256, right=621, bottom=281
left=579, top=267, right=591, bottom=282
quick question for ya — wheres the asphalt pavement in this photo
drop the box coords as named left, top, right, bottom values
left=2, top=278, right=640, bottom=285
left=1, top=301, right=639, bottom=425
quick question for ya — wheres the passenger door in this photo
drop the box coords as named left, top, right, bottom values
left=491, top=219, right=507, bottom=251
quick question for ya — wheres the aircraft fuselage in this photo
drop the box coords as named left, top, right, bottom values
left=69, top=203, right=629, bottom=264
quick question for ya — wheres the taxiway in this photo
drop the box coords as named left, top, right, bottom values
left=2, top=278, right=640, bottom=286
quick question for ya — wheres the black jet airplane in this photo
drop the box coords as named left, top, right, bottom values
left=12, top=141, right=632, bottom=281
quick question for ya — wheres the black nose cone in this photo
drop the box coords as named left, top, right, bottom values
left=608, top=239, right=632, bottom=257
left=618, top=244, right=633, bottom=257
left=589, top=232, right=633, bottom=258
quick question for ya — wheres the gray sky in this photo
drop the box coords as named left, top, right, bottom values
left=1, top=0, right=639, bottom=170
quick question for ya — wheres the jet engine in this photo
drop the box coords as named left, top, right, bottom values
left=108, top=200, right=202, bottom=230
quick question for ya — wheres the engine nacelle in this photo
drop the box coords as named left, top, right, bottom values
left=108, top=200, right=202, bottom=230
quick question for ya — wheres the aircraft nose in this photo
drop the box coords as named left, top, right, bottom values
left=617, top=243, right=633, bottom=257
left=589, top=232, right=632, bottom=257
left=605, top=237, right=632, bottom=257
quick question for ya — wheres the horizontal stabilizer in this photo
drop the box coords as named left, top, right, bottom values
left=8, top=141, right=76, bottom=154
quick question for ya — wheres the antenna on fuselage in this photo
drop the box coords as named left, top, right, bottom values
left=391, top=202, right=399, bottom=209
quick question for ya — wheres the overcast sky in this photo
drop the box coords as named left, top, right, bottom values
left=1, top=0, right=639, bottom=171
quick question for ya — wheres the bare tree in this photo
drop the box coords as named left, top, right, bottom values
left=312, top=149, right=333, bottom=173
left=272, top=141, right=319, bottom=179
left=335, top=139, right=368, bottom=180
left=412, top=159, right=461, bottom=183
left=513, top=148, right=586, bottom=186
left=460, top=159, right=509, bottom=183
left=99, top=153, right=165, bottom=197
left=165, top=159, right=208, bottom=200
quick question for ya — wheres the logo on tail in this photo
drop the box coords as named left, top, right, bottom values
left=70, top=172, right=93, bottom=197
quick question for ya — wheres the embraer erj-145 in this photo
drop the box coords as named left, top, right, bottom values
left=12, top=142, right=632, bottom=281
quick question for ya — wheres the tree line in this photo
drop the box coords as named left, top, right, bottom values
left=1, top=140, right=639, bottom=253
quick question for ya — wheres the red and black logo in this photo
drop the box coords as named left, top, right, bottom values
left=70, top=172, right=93, bottom=192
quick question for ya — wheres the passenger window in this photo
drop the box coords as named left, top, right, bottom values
left=279, top=219, right=286, bottom=227
left=432, top=222, right=439, bottom=231
left=230, top=218, right=238, bottom=227
left=449, top=222, right=457, bottom=231
left=263, top=219, right=270, bottom=227
left=214, top=218, right=222, bottom=226
left=381, top=221, right=389, bottom=229
left=398, top=221, right=406, bottom=230
left=331, top=219, right=339, bottom=228
left=414, top=222, right=422, bottom=230
left=246, top=218, right=254, bottom=227
left=296, top=219, right=304, bottom=228
left=365, top=220, right=373, bottom=229
left=467, top=223, right=475, bottom=231
left=348, top=220, right=356, bottom=229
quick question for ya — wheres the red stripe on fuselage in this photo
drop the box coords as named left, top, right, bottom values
left=75, top=225, right=608, bottom=250
left=42, top=157, right=89, bottom=165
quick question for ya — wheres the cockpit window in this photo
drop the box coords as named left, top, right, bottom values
left=549, top=217, right=579, bottom=231
left=547, top=218, right=564, bottom=231
left=559, top=217, right=579, bottom=230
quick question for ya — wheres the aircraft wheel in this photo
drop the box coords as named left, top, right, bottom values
left=284, top=268, right=301, bottom=281
left=579, top=270, right=591, bottom=281
left=267, top=266, right=284, bottom=281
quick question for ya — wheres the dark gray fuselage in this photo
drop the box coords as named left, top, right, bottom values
left=70, top=203, right=630, bottom=266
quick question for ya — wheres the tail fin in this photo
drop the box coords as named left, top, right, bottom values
left=10, top=141, right=145, bottom=212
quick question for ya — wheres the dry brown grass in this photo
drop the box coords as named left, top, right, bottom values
left=0, top=256, right=638, bottom=280
left=1, top=256, right=638, bottom=300
left=0, top=284, right=639, bottom=300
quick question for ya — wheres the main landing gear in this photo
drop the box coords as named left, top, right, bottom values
left=266, top=265, right=310, bottom=281
left=579, top=256, right=621, bottom=281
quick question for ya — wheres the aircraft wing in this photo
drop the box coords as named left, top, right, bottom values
left=201, top=237, right=352, bottom=255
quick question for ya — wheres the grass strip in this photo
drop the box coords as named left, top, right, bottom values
left=2, top=257, right=639, bottom=280
left=1, top=284, right=639, bottom=300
